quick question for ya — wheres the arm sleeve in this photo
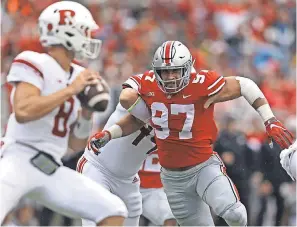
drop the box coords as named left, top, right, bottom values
left=128, top=96, right=151, bottom=123
left=7, top=60, right=44, bottom=90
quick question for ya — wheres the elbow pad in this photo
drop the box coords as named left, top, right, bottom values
left=235, top=76, right=265, bottom=105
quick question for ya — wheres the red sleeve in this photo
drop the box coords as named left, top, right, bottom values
left=139, top=70, right=157, bottom=96
left=198, top=70, right=225, bottom=96
left=122, top=74, right=143, bottom=91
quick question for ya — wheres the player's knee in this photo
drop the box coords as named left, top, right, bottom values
left=221, top=202, right=247, bottom=226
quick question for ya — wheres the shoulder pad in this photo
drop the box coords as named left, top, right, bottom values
left=122, top=73, right=143, bottom=90
left=191, top=70, right=225, bottom=96
left=13, top=51, right=47, bottom=77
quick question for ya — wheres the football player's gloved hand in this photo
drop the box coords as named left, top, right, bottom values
left=87, top=131, right=111, bottom=155
left=280, top=141, right=296, bottom=180
left=265, top=118, right=294, bottom=149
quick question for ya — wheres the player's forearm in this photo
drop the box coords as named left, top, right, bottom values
left=205, top=76, right=275, bottom=123
left=117, top=114, right=145, bottom=136
left=68, top=136, right=88, bottom=152
left=15, top=86, right=75, bottom=123
left=69, top=108, right=93, bottom=151
left=236, top=77, right=275, bottom=122
left=252, top=98, right=276, bottom=122
left=105, top=114, right=145, bottom=140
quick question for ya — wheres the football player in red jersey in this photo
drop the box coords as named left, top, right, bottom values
left=88, top=41, right=294, bottom=226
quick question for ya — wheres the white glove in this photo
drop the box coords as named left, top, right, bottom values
left=280, top=140, right=297, bottom=180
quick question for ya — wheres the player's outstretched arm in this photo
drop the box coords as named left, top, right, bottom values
left=14, top=69, right=99, bottom=123
left=120, top=88, right=151, bottom=122
left=204, top=76, right=294, bottom=149
left=87, top=114, right=145, bottom=153
left=87, top=88, right=148, bottom=153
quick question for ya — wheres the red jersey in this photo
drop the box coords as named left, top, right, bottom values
left=138, top=69, right=226, bottom=168
left=138, top=150, right=163, bottom=188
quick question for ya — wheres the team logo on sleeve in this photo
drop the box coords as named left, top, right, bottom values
left=146, top=92, right=155, bottom=97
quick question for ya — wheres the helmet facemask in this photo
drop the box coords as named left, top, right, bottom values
left=76, top=25, right=102, bottom=59
left=154, top=60, right=192, bottom=94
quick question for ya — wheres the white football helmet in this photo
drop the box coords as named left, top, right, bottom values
left=38, top=1, right=102, bottom=59
left=152, top=41, right=193, bottom=94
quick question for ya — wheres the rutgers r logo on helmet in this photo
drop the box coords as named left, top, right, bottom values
left=58, top=9, right=76, bottom=25
left=38, top=1, right=102, bottom=59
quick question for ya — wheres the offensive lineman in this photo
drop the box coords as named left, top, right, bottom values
left=79, top=74, right=175, bottom=226
left=0, top=1, right=127, bottom=225
left=88, top=41, right=294, bottom=226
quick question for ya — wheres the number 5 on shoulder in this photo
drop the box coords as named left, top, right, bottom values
left=193, top=74, right=205, bottom=84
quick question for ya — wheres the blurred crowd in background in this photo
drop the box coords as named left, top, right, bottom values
left=1, top=0, right=296, bottom=226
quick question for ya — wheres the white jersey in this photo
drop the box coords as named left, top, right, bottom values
left=4, top=51, right=83, bottom=161
left=84, top=74, right=157, bottom=178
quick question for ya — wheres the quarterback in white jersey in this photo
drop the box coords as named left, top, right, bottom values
left=80, top=74, right=174, bottom=226
left=0, top=2, right=127, bottom=226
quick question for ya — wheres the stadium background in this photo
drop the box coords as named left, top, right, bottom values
left=1, top=0, right=296, bottom=226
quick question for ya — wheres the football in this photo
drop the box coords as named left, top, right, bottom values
left=77, top=79, right=110, bottom=112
